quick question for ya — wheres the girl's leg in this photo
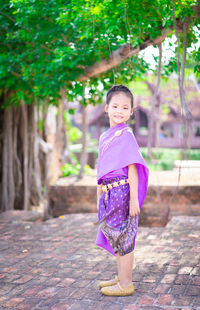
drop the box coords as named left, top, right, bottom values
left=116, top=251, right=134, bottom=288
left=100, top=251, right=134, bottom=290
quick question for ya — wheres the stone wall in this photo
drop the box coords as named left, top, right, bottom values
left=49, top=185, right=200, bottom=227
left=49, top=185, right=97, bottom=216
left=140, top=186, right=200, bottom=226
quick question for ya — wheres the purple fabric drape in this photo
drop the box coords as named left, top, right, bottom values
left=96, top=122, right=149, bottom=255
left=97, top=123, right=149, bottom=209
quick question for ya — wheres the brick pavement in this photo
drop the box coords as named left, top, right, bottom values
left=0, top=213, right=200, bottom=310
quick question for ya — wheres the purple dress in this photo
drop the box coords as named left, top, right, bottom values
left=95, top=123, right=149, bottom=256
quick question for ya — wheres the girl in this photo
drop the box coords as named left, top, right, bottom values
left=96, top=85, right=149, bottom=296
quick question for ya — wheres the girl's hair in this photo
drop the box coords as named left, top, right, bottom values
left=106, top=85, right=134, bottom=108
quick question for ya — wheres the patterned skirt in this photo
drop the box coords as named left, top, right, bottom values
left=98, top=176, right=139, bottom=256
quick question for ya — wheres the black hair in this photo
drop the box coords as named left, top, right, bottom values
left=106, top=85, right=134, bottom=108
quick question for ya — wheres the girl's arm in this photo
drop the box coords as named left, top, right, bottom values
left=97, top=184, right=103, bottom=210
left=128, top=164, right=140, bottom=216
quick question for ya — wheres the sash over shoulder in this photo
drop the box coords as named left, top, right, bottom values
left=97, top=123, right=149, bottom=210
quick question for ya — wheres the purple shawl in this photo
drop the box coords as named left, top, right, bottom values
left=97, top=122, right=149, bottom=209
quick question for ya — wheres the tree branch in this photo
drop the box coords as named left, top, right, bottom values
left=61, top=33, right=69, bottom=46
left=41, top=44, right=55, bottom=53
left=172, top=0, right=192, bottom=120
left=78, top=26, right=172, bottom=80
left=11, top=71, right=21, bottom=77
left=0, top=10, right=16, bottom=23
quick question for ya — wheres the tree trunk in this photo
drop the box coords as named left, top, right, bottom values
left=172, top=1, right=192, bottom=121
left=13, top=105, right=22, bottom=208
left=21, top=100, right=29, bottom=210
left=62, top=100, right=72, bottom=164
left=147, top=43, right=162, bottom=160
left=155, top=101, right=161, bottom=148
left=1, top=96, right=44, bottom=213
left=145, top=81, right=161, bottom=148
left=1, top=101, right=15, bottom=211
left=29, top=102, right=42, bottom=206
left=47, top=88, right=66, bottom=184
left=78, top=102, right=88, bottom=180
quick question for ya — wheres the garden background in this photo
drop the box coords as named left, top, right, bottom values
left=0, top=0, right=200, bottom=219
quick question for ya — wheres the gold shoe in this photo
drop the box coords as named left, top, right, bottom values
left=101, top=282, right=134, bottom=296
left=99, top=275, right=119, bottom=288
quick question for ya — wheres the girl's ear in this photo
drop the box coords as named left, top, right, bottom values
left=132, top=107, right=136, bottom=114
left=105, top=104, right=109, bottom=113
left=131, top=107, right=136, bottom=118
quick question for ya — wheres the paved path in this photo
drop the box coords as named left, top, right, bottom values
left=0, top=214, right=200, bottom=310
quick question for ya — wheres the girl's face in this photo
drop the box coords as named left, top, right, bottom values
left=105, top=92, right=133, bottom=127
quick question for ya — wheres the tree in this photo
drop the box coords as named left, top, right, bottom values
left=0, top=0, right=199, bottom=211
left=147, top=43, right=162, bottom=159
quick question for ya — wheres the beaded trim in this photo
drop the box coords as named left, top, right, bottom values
left=102, top=178, right=129, bottom=200
left=101, top=127, right=132, bottom=157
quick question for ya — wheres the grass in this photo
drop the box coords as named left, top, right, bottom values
left=140, top=148, right=200, bottom=171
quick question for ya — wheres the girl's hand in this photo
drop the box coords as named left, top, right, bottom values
left=97, top=185, right=103, bottom=211
left=129, top=198, right=140, bottom=217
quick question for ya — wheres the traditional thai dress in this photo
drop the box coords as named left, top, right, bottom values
left=95, top=122, right=149, bottom=256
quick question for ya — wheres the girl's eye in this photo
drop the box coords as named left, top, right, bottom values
left=124, top=107, right=128, bottom=110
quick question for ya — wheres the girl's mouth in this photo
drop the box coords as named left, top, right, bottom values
left=115, top=115, right=123, bottom=119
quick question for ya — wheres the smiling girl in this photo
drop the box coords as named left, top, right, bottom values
left=96, top=85, right=149, bottom=296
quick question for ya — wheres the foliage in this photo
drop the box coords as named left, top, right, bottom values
left=142, top=148, right=200, bottom=171
left=62, top=108, right=97, bottom=176
left=61, top=163, right=80, bottom=176
left=61, top=163, right=93, bottom=177
left=68, top=127, right=82, bottom=144
left=183, top=149, right=200, bottom=160
left=63, top=110, right=82, bottom=143
left=0, top=0, right=199, bottom=108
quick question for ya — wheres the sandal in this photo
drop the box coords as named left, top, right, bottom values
left=101, top=281, right=134, bottom=296
left=99, top=275, right=119, bottom=288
